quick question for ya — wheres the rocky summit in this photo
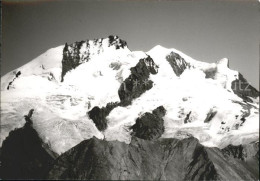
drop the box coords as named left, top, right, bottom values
left=0, top=36, right=259, bottom=180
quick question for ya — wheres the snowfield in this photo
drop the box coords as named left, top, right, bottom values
left=1, top=37, right=259, bottom=154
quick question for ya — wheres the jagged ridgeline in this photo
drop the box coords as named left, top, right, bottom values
left=0, top=36, right=259, bottom=180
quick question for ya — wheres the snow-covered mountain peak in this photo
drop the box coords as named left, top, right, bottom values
left=217, top=57, right=229, bottom=68
left=1, top=45, right=64, bottom=91
left=1, top=36, right=259, bottom=155
left=149, top=44, right=168, bottom=51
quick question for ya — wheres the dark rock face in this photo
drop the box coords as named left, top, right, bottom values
left=88, top=102, right=119, bottom=131
left=24, top=109, right=34, bottom=125
left=130, top=106, right=166, bottom=140
left=231, top=73, right=259, bottom=101
left=204, top=67, right=217, bottom=79
left=16, top=71, right=21, bottom=77
left=166, top=52, right=190, bottom=76
left=61, top=41, right=85, bottom=82
left=7, top=70, right=21, bottom=90
left=118, top=56, right=158, bottom=106
left=204, top=109, right=217, bottom=123
left=108, top=35, right=127, bottom=49
left=47, top=137, right=219, bottom=180
left=0, top=114, right=57, bottom=179
left=184, top=111, right=192, bottom=124
left=152, top=105, right=167, bottom=118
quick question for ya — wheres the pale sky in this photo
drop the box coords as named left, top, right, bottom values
left=2, top=0, right=259, bottom=88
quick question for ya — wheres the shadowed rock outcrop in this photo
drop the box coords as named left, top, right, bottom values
left=184, top=111, right=192, bottom=124
left=204, top=108, right=217, bottom=123
left=88, top=102, right=119, bottom=131
left=130, top=106, right=166, bottom=140
left=118, top=56, right=158, bottom=106
left=166, top=51, right=190, bottom=76
left=7, top=70, right=21, bottom=90
left=204, top=67, right=217, bottom=79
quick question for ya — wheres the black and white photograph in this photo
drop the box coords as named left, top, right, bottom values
left=0, top=0, right=259, bottom=180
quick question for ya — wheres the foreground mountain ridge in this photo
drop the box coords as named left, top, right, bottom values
left=1, top=121, right=258, bottom=180
left=1, top=36, right=259, bottom=156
